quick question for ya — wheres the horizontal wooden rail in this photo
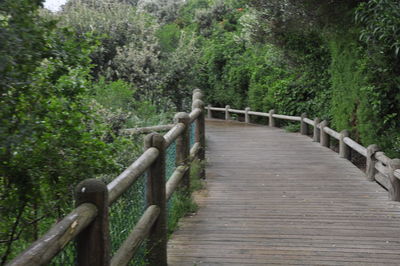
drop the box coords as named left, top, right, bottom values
left=323, top=126, right=341, bottom=140
left=111, top=205, right=160, bottom=266
left=343, top=137, right=367, bottom=157
left=108, top=147, right=159, bottom=205
left=8, top=203, right=98, bottom=266
left=11, top=89, right=206, bottom=265
left=164, top=123, right=185, bottom=148
left=303, top=117, right=314, bottom=126
left=166, top=166, right=189, bottom=201
left=247, top=111, right=269, bottom=117
left=122, top=124, right=174, bottom=135
left=272, top=113, right=301, bottom=121
left=228, top=108, right=246, bottom=114
left=189, top=142, right=201, bottom=162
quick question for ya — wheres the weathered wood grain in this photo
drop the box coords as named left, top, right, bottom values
left=145, top=133, right=167, bottom=266
left=107, top=148, right=159, bottom=205
left=168, top=119, right=400, bottom=265
left=121, top=124, right=174, bottom=135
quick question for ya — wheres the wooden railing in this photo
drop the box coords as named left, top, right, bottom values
left=207, top=105, right=400, bottom=201
left=8, top=90, right=206, bottom=266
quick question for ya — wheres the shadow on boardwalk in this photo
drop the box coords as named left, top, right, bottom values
left=168, top=119, right=400, bottom=265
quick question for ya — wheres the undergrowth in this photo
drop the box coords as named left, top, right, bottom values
left=168, top=159, right=205, bottom=235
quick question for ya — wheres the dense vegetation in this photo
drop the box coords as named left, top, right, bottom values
left=0, top=0, right=191, bottom=263
left=178, top=0, right=400, bottom=157
left=1, top=0, right=399, bottom=264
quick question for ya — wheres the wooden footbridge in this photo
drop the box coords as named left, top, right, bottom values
left=9, top=90, right=400, bottom=265
left=169, top=119, right=400, bottom=265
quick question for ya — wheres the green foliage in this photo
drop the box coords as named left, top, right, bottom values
left=58, top=0, right=164, bottom=103
left=92, top=78, right=135, bottom=112
left=284, top=123, right=300, bottom=133
left=195, top=30, right=249, bottom=108
left=168, top=159, right=204, bottom=234
left=168, top=192, right=198, bottom=235
left=329, top=34, right=367, bottom=134
left=356, top=0, right=400, bottom=57
left=157, top=23, right=181, bottom=53
left=0, top=3, right=120, bottom=262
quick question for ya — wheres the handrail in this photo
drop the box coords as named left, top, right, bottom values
left=323, top=126, right=341, bottom=140
left=343, top=137, right=367, bottom=157
left=107, top=147, right=159, bottom=205
left=8, top=203, right=98, bottom=266
left=206, top=103, right=400, bottom=201
left=164, top=123, right=185, bottom=148
left=272, top=113, right=301, bottom=121
left=10, top=90, right=206, bottom=266
left=248, top=110, right=269, bottom=117
left=228, top=108, right=246, bottom=114
left=166, top=166, right=189, bottom=201
left=110, top=205, right=160, bottom=266
left=303, top=117, right=314, bottom=126
left=121, top=124, right=174, bottom=135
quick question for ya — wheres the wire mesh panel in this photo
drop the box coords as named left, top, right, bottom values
left=165, top=140, right=176, bottom=233
left=165, top=142, right=176, bottom=180
left=189, top=122, right=196, bottom=149
left=109, top=174, right=147, bottom=265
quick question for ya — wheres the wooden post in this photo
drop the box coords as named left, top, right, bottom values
left=193, top=99, right=206, bottom=179
left=75, top=179, right=110, bottom=266
left=174, top=112, right=190, bottom=193
left=300, top=113, right=308, bottom=135
left=313, top=117, right=321, bottom=142
left=388, top=159, right=400, bottom=201
left=207, top=104, right=212, bottom=119
left=320, top=120, right=329, bottom=147
left=269, top=109, right=275, bottom=127
left=339, top=130, right=350, bottom=160
left=225, top=105, right=230, bottom=120
left=366, top=144, right=380, bottom=181
left=192, top=88, right=202, bottom=102
left=144, top=133, right=167, bottom=266
left=245, top=107, right=250, bottom=123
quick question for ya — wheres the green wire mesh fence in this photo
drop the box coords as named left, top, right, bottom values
left=50, top=122, right=196, bottom=265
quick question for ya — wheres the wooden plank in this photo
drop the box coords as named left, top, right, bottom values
left=168, top=120, right=400, bottom=265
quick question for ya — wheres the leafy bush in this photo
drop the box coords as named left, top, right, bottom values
left=0, top=4, right=119, bottom=261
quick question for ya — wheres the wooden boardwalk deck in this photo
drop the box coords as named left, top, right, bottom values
left=168, top=120, right=400, bottom=265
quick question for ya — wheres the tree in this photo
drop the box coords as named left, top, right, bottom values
left=0, top=1, right=116, bottom=262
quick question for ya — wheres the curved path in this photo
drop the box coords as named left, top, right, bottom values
left=168, top=119, right=400, bottom=265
